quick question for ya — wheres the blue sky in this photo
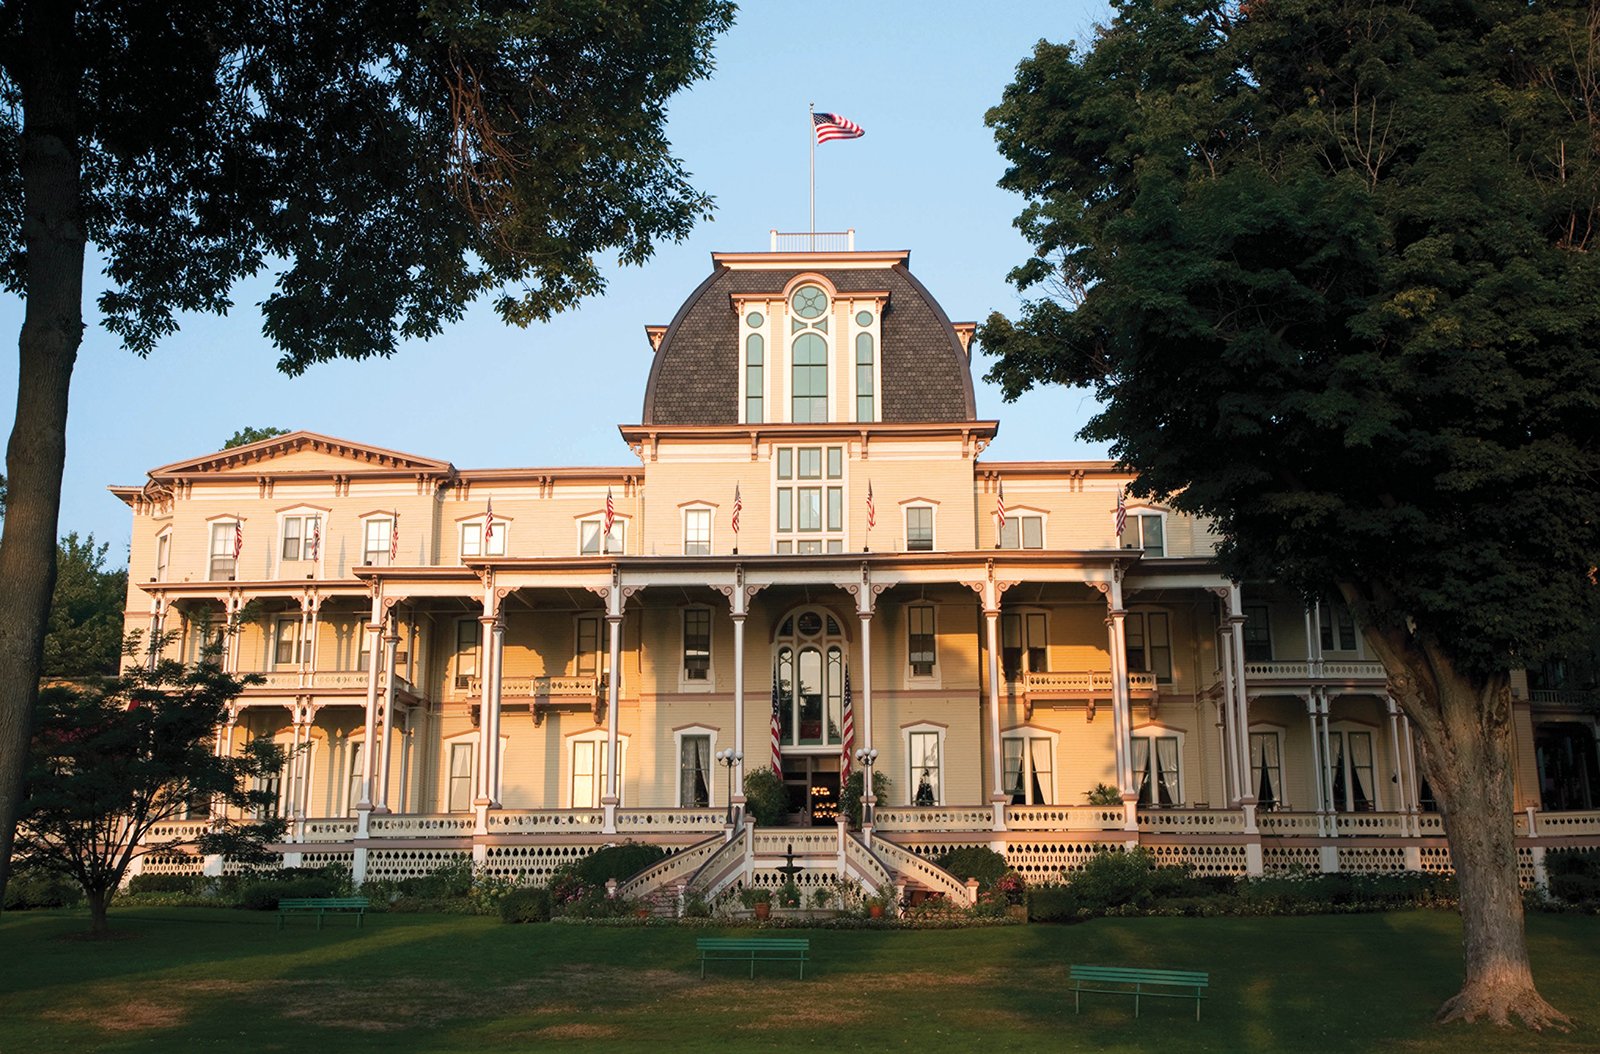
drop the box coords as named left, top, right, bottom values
left=0, top=1, right=1115, bottom=565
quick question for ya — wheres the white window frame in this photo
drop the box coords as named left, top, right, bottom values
left=1319, top=596, right=1361, bottom=654
left=680, top=606, right=713, bottom=691
left=360, top=513, right=395, bottom=567
left=1120, top=508, right=1168, bottom=557
left=460, top=515, right=508, bottom=561
left=277, top=507, right=327, bottom=566
left=207, top=518, right=241, bottom=581
left=154, top=529, right=172, bottom=583
left=344, top=737, right=366, bottom=816
left=901, top=721, right=948, bottom=807
left=681, top=503, right=714, bottom=556
left=673, top=724, right=720, bottom=808
left=576, top=515, right=626, bottom=555
left=452, top=617, right=481, bottom=692
left=902, top=500, right=937, bottom=552
left=1001, top=726, right=1059, bottom=806
left=1248, top=725, right=1288, bottom=810
left=996, top=507, right=1047, bottom=550
left=906, top=603, right=939, bottom=685
left=272, top=615, right=306, bottom=669
left=783, top=277, right=837, bottom=424
left=1131, top=723, right=1186, bottom=806
left=1000, top=609, right=1050, bottom=683
left=739, top=307, right=770, bottom=425
left=568, top=730, right=628, bottom=809
left=851, top=305, right=882, bottom=423
left=444, top=736, right=475, bottom=813
left=1125, top=609, right=1174, bottom=684
left=1326, top=722, right=1381, bottom=812
left=771, top=444, right=847, bottom=554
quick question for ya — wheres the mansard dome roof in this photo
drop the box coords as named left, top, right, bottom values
left=640, top=255, right=978, bottom=425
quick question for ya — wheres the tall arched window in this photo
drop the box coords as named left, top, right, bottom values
left=775, top=608, right=847, bottom=747
left=792, top=332, right=828, bottom=421
left=855, top=332, right=875, bottom=421
left=745, top=332, right=764, bottom=423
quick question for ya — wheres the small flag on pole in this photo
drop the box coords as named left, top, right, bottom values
left=484, top=500, right=494, bottom=542
left=866, top=481, right=876, bottom=531
left=731, top=484, right=742, bottom=535
left=309, top=517, right=320, bottom=561
left=1114, top=486, right=1127, bottom=539
left=770, top=660, right=784, bottom=774
left=840, top=664, right=855, bottom=781
left=813, top=111, right=864, bottom=143
left=390, top=510, right=400, bottom=562
left=996, top=480, right=1007, bottom=533
left=232, top=519, right=243, bottom=561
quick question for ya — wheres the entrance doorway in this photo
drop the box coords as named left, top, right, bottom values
left=780, top=755, right=841, bottom=826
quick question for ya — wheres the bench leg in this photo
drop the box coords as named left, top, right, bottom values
left=749, top=956, right=755, bottom=980
left=1074, top=986, right=1080, bottom=1014
left=317, top=911, right=325, bottom=931
left=1135, top=984, right=1140, bottom=1019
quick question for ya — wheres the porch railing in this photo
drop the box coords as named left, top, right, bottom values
left=369, top=813, right=477, bottom=837
left=618, top=832, right=726, bottom=900
left=1137, top=808, right=1246, bottom=834
left=244, top=670, right=412, bottom=692
left=485, top=809, right=604, bottom=833
left=616, top=808, right=725, bottom=833
left=465, top=675, right=601, bottom=699
left=1007, top=805, right=1125, bottom=831
left=875, top=806, right=993, bottom=833
left=1241, top=660, right=1386, bottom=682
left=868, top=835, right=975, bottom=904
left=1023, top=670, right=1158, bottom=695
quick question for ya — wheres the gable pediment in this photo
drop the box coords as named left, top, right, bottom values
left=150, top=431, right=454, bottom=478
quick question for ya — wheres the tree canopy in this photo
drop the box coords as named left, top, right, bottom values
left=982, top=0, right=1599, bottom=1028
left=0, top=0, right=735, bottom=905
left=222, top=427, right=290, bottom=450
left=41, top=533, right=126, bottom=679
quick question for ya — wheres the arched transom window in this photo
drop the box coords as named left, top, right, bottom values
left=775, top=607, right=848, bottom=749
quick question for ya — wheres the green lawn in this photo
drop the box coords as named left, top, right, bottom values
left=1, top=908, right=1596, bottom=1052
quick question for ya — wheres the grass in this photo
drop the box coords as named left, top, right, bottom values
left=0, top=908, right=1596, bottom=1052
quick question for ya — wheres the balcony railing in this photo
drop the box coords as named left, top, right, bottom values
left=1529, top=688, right=1600, bottom=709
left=770, top=228, right=855, bottom=252
left=1023, top=670, right=1159, bottom=696
left=1241, top=660, right=1386, bottom=683
left=466, top=675, right=601, bottom=699
left=245, top=670, right=407, bottom=692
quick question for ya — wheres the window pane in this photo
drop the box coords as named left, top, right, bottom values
left=281, top=517, right=302, bottom=560
left=1242, top=604, right=1271, bottom=662
left=777, top=489, right=792, bottom=532
left=746, top=333, right=763, bottom=364
left=827, top=447, right=842, bottom=478
left=798, top=447, right=822, bottom=479
left=1003, top=739, right=1025, bottom=804
left=907, top=507, right=933, bottom=551
left=684, top=609, right=710, bottom=680
left=1026, top=613, right=1048, bottom=674
left=777, top=448, right=792, bottom=479
left=580, top=520, right=601, bottom=554
left=462, top=523, right=482, bottom=558
left=1030, top=739, right=1053, bottom=804
left=909, top=606, right=936, bottom=673
left=1022, top=516, right=1043, bottom=549
left=999, top=519, right=1019, bottom=549
left=826, top=487, right=842, bottom=531
left=680, top=735, right=710, bottom=807
left=685, top=509, right=711, bottom=555
left=1141, top=515, right=1165, bottom=556
left=1148, top=612, right=1172, bottom=682
left=911, top=732, right=939, bottom=805
left=449, top=743, right=474, bottom=812
left=798, top=488, right=821, bottom=531
left=797, top=647, right=823, bottom=744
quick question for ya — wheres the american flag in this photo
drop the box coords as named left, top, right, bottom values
left=813, top=111, right=864, bottom=143
left=770, top=660, right=784, bottom=773
left=484, top=499, right=494, bottom=542
left=232, top=519, right=243, bottom=560
left=390, top=510, right=400, bottom=562
left=731, top=484, right=742, bottom=536
left=309, top=518, right=320, bottom=561
left=1115, top=487, right=1127, bottom=538
left=866, top=481, right=875, bottom=531
left=840, top=664, right=855, bottom=780
left=996, top=480, right=1007, bottom=533
left=604, top=486, right=615, bottom=538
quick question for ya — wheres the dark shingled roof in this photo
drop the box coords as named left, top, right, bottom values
left=640, top=263, right=977, bottom=424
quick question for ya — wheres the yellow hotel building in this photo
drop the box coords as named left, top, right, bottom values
left=115, top=238, right=1600, bottom=901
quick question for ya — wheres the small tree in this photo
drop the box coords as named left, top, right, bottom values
left=222, top=427, right=290, bottom=450
left=42, top=533, right=127, bottom=679
left=17, top=655, right=285, bottom=934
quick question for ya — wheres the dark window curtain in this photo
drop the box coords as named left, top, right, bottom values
left=1132, top=738, right=1152, bottom=806
left=1155, top=737, right=1180, bottom=805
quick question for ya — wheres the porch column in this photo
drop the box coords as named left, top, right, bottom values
left=1217, top=620, right=1240, bottom=805
left=1402, top=713, right=1422, bottom=835
left=720, top=566, right=760, bottom=823
left=1226, top=585, right=1253, bottom=812
left=297, top=597, right=312, bottom=689
left=1318, top=693, right=1340, bottom=840
left=1304, top=694, right=1326, bottom=832
left=146, top=597, right=165, bottom=669
left=398, top=708, right=414, bottom=814
left=601, top=569, right=628, bottom=835
left=487, top=615, right=505, bottom=807
left=1105, top=578, right=1136, bottom=830
left=983, top=594, right=1006, bottom=830
left=475, top=604, right=503, bottom=811
left=223, top=595, right=241, bottom=674
left=295, top=701, right=317, bottom=822
left=375, top=616, right=400, bottom=813
left=1385, top=695, right=1407, bottom=815
left=357, top=588, right=385, bottom=823
left=211, top=711, right=237, bottom=821
left=286, top=705, right=305, bottom=829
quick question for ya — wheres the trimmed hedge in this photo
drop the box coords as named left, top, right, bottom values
left=933, top=846, right=1010, bottom=892
left=126, top=873, right=208, bottom=895
left=499, top=887, right=552, bottom=923
left=574, top=843, right=667, bottom=886
left=4, top=868, right=83, bottom=910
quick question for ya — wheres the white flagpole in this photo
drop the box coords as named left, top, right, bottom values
left=809, top=102, right=815, bottom=250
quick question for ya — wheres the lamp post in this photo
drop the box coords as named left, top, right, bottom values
left=716, top=748, right=743, bottom=827
left=854, top=747, right=879, bottom=829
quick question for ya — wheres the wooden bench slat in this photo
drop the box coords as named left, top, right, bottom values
left=1070, top=964, right=1209, bottom=1021
left=696, top=937, right=810, bottom=979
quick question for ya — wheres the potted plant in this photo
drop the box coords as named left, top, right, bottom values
left=865, top=882, right=899, bottom=919
left=776, top=879, right=803, bottom=910
left=838, top=770, right=891, bottom=829
left=740, top=885, right=772, bottom=920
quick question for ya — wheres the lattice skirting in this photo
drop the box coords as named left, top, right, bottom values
left=1263, top=846, right=1322, bottom=873
left=300, top=851, right=354, bottom=870
left=1144, top=844, right=1247, bottom=875
left=140, top=851, right=204, bottom=875
left=480, top=843, right=598, bottom=884
left=366, top=848, right=471, bottom=882
left=1006, top=840, right=1121, bottom=882
left=1337, top=846, right=1408, bottom=873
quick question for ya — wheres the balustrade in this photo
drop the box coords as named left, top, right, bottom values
left=874, top=806, right=993, bottom=833
left=1006, top=804, right=1124, bottom=831
left=1136, top=808, right=1245, bottom=834
left=615, top=808, right=724, bottom=832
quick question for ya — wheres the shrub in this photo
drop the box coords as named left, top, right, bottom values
left=126, top=873, right=206, bottom=896
left=397, top=856, right=474, bottom=899
left=1068, top=847, right=1156, bottom=910
left=1549, top=872, right=1600, bottom=905
left=1548, top=849, right=1600, bottom=880
left=742, top=766, right=790, bottom=826
left=237, top=865, right=346, bottom=910
left=575, top=843, right=667, bottom=886
left=934, top=846, right=1010, bottom=892
left=1086, top=783, right=1122, bottom=806
left=498, top=887, right=552, bottom=923
left=1026, top=885, right=1080, bottom=923
left=837, top=770, right=890, bottom=829
left=4, top=867, right=83, bottom=909
left=776, top=880, right=802, bottom=908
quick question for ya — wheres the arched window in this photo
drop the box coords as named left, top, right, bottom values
left=774, top=608, right=848, bottom=747
left=791, top=332, right=828, bottom=421
left=745, top=332, right=764, bottom=423
left=855, top=332, right=875, bottom=421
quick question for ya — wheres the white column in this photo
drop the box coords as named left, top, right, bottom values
left=298, top=600, right=311, bottom=689
left=487, top=616, right=505, bottom=807
left=1318, top=695, right=1339, bottom=838
left=1305, top=694, right=1325, bottom=828
left=357, top=591, right=384, bottom=814
left=1402, top=714, right=1421, bottom=834
left=306, top=597, right=321, bottom=685
left=1216, top=620, right=1237, bottom=804
left=1107, top=579, right=1137, bottom=831
left=1226, top=585, right=1252, bottom=808
left=1385, top=695, right=1407, bottom=815
left=731, top=611, right=747, bottom=817
left=858, top=607, right=876, bottom=831
left=375, top=617, right=399, bottom=813
left=147, top=598, right=164, bottom=669
left=983, top=598, right=1006, bottom=830
left=297, top=704, right=317, bottom=821
left=286, top=707, right=304, bottom=826
left=603, top=608, right=623, bottom=833
left=475, top=612, right=499, bottom=804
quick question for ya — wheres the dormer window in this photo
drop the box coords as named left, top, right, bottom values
left=789, top=284, right=832, bottom=422
left=1120, top=511, right=1166, bottom=557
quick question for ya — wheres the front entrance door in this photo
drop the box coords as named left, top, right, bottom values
left=780, top=755, right=841, bottom=826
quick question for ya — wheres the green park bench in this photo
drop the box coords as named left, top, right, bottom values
left=1070, top=964, right=1209, bottom=1020
left=278, top=896, right=369, bottom=929
left=696, top=937, right=810, bottom=979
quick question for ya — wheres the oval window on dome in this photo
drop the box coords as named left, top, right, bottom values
left=746, top=311, right=764, bottom=328
left=855, top=310, right=873, bottom=326
left=791, top=285, right=828, bottom=320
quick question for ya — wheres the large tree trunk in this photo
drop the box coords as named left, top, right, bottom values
left=86, top=886, right=111, bottom=936
left=0, top=1, right=85, bottom=905
left=1375, top=631, right=1570, bottom=1030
